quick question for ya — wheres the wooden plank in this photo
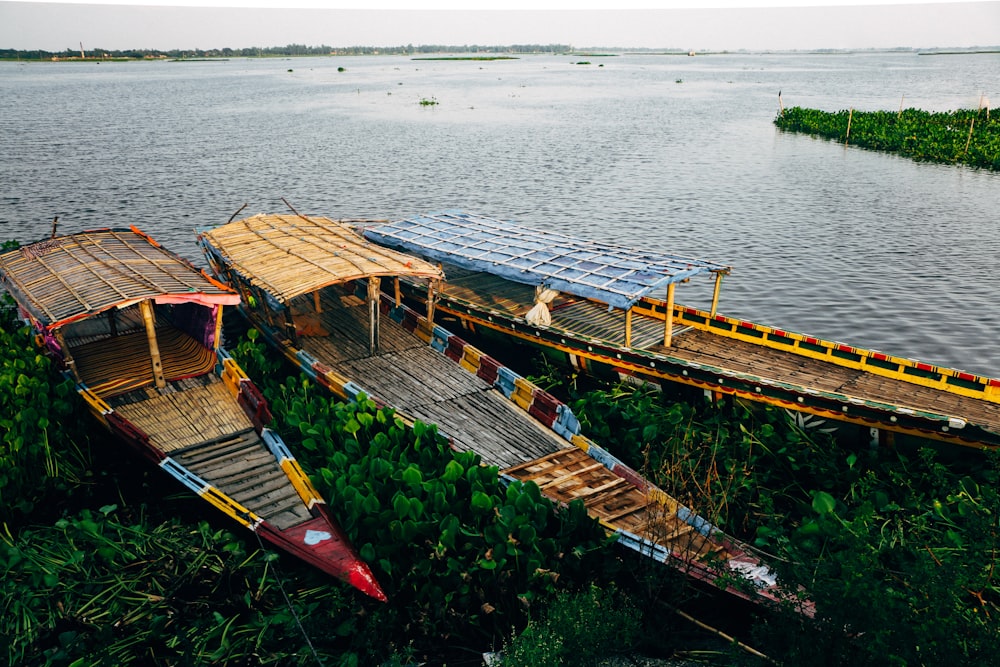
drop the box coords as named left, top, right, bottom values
left=501, top=448, right=579, bottom=475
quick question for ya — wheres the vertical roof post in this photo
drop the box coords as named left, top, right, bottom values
left=140, top=300, right=166, bottom=389
left=211, top=304, right=224, bottom=353
left=663, top=282, right=676, bottom=348
left=367, top=276, right=381, bottom=356
left=427, top=278, right=438, bottom=326
left=624, top=308, right=633, bottom=348
left=710, top=272, right=724, bottom=317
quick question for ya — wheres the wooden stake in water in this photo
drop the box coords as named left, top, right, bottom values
left=898, top=95, right=904, bottom=119
left=965, top=117, right=975, bottom=155
left=778, top=90, right=784, bottom=117
left=845, top=108, right=853, bottom=146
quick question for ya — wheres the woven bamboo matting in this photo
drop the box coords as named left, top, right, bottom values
left=202, top=214, right=444, bottom=304
left=0, top=229, right=236, bottom=328
left=113, top=375, right=253, bottom=452
left=71, top=326, right=217, bottom=398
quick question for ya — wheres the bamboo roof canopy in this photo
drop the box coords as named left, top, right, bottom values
left=0, top=227, right=239, bottom=330
left=199, top=213, right=445, bottom=304
left=362, top=210, right=733, bottom=312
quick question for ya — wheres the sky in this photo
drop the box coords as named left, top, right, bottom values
left=1, top=1, right=998, bottom=52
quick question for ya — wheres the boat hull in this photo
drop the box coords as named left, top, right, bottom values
left=401, top=280, right=1000, bottom=451
left=73, top=350, right=387, bottom=602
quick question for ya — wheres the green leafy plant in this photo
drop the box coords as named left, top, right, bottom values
left=500, top=584, right=642, bottom=666
left=0, top=289, right=92, bottom=521
left=775, top=106, right=999, bottom=170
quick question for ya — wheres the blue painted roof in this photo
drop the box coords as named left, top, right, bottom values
left=362, top=210, right=731, bottom=311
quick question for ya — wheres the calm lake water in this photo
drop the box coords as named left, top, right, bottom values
left=1, top=51, right=998, bottom=376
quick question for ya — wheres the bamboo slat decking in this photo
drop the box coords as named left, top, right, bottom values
left=111, top=374, right=310, bottom=530
left=172, top=428, right=312, bottom=531
left=110, top=375, right=253, bottom=452
left=292, top=289, right=570, bottom=469
left=436, top=271, right=1000, bottom=440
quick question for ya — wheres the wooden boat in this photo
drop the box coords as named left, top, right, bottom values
left=360, top=210, right=1000, bottom=451
left=197, top=212, right=809, bottom=613
left=0, top=228, right=386, bottom=601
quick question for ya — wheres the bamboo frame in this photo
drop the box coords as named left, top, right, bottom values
left=427, top=279, right=437, bottom=326
left=624, top=309, right=633, bottom=348
left=140, top=300, right=166, bottom=389
left=663, top=283, right=676, bottom=348
left=367, top=276, right=381, bottom=355
left=54, top=329, right=81, bottom=382
left=212, top=304, right=224, bottom=353
left=710, top=272, right=724, bottom=316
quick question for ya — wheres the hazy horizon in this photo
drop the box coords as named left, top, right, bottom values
left=2, top=2, right=999, bottom=52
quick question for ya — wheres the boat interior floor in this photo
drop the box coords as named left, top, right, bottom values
left=110, top=374, right=253, bottom=452
left=437, top=270, right=1000, bottom=435
left=68, top=325, right=217, bottom=399
left=288, top=288, right=570, bottom=469
left=110, top=373, right=312, bottom=530
left=439, top=268, right=687, bottom=346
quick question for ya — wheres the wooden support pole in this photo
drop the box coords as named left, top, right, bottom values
left=367, top=276, right=381, bottom=356
left=624, top=309, right=633, bottom=348
left=965, top=117, right=975, bottom=154
left=140, top=300, right=166, bottom=389
left=710, top=272, right=723, bottom=316
left=313, top=289, right=322, bottom=313
left=54, top=329, right=81, bottom=383
left=394, top=277, right=402, bottom=308
left=284, top=307, right=298, bottom=346
left=212, top=305, right=224, bottom=352
left=663, top=282, right=676, bottom=348
left=845, top=107, right=853, bottom=146
left=427, top=279, right=437, bottom=326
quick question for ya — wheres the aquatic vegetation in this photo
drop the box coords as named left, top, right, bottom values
left=539, top=371, right=1000, bottom=665
left=775, top=106, right=999, bottom=170
left=0, top=283, right=92, bottom=522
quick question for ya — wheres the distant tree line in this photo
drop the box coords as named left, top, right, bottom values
left=0, top=43, right=575, bottom=60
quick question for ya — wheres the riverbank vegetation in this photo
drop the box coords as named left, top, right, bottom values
left=2, top=290, right=999, bottom=665
left=775, top=106, right=999, bottom=170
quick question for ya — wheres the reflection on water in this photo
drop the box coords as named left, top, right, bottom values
left=1, top=52, right=998, bottom=376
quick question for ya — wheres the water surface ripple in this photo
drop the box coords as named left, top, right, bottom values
left=2, top=52, right=998, bottom=376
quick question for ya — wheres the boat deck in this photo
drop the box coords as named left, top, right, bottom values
left=437, top=269, right=1000, bottom=438
left=290, top=287, right=737, bottom=571
left=290, top=289, right=569, bottom=470
left=502, top=447, right=728, bottom=560
left=109, top=374, right=312, bottom=530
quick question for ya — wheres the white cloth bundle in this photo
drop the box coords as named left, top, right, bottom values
left=525, top=286, right=559, bottom=327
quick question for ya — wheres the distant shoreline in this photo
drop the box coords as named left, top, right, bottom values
left=2, top=44, right=998, bottom=63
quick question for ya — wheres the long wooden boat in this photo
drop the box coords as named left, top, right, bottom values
left=197, top=212, right=810, bottom=613
left=0, top=228, right=386, bottom=601
left=360, top=210, right=1000, bottom=451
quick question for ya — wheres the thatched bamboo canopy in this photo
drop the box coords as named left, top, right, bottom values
left=0, top=227, right=239, bottom=330
left=199, top=214, right=444, bottom=304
